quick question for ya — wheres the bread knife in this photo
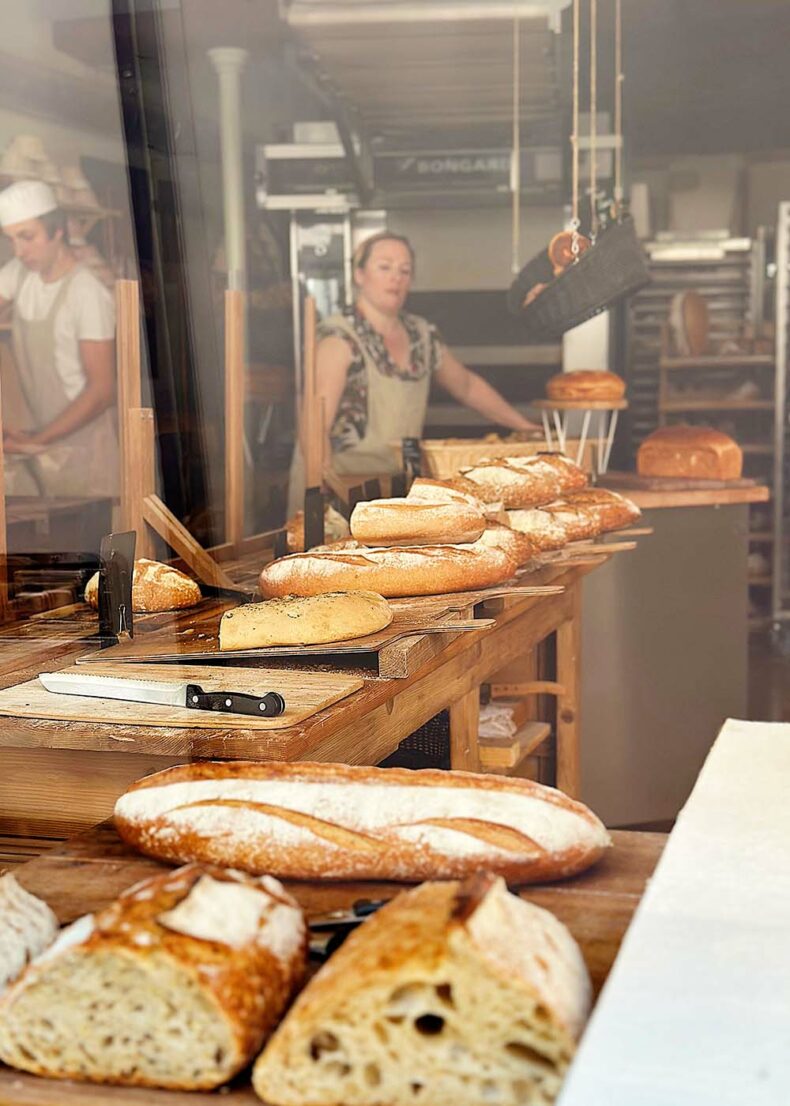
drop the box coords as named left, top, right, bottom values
left=38, top=672, right=285, bottom=718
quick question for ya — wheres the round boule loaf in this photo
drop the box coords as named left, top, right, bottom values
left=259, top=544, right=515, bottom=600
left=350, top=498, right=485, bottom=547
left=84, top=558, right=201, bottom=613
left=546, top=370, right=625, bottom=402
left=219, top=592, right=393, bottom=650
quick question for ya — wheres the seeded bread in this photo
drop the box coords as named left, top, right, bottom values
left=219, top=592, right=393, bottom=649
left=252, top=874, right=591, bottom=1106
left=0, top=865, right=307, bottom=1090
left=84, top=558, right=201, bottom=613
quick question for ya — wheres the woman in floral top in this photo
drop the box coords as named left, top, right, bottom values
left=311, top=232, right=538, bottom=478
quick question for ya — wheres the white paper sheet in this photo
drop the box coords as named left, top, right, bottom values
left=559, top=718, right=790, bottom=1106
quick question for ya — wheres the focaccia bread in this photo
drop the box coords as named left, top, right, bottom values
left=545, top=370, right=626, bottom=402
left=350, top=498, right=486, bottom=547
left=114, top=760, right=611, bottom=884
left=637, top=425, right=743, bottom=481
left=0, top=875, right=59, bottom=993
left=259, top=543, right=515, bottom=599
left=252, top=874, right=591, bottom=1106
left=84, top=558, right=201, bottom=613
left=219, top=592, right=393, bottom=650
left=507, top=508, right=569, bottom=552
left=0, top=865, right=307, bottom=1090
left=565, top=488, right=641, bottom=532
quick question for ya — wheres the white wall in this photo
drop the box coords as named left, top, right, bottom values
left=389, top=203, right=565, bottom=291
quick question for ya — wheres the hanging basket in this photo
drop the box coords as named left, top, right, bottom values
left=516, top=218, right=651, bottom=341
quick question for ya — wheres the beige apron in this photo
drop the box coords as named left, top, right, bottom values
left=288, top=313, right=433, bottom=513
left=12, top=265, right=119, bottom=498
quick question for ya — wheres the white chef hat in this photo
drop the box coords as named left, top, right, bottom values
left=0, top=180, right=58, bottom=228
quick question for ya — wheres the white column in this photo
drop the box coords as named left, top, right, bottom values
left=208, top=47, right=248, bottom=291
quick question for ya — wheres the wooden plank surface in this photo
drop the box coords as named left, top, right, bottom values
left=0, top=824, right=666, bottom=1106
left=0, top=561, right=601, bottom=764
left=224, top=289, right=245, bottom=547
left=0, top=664, right=364, bottom=730
left=600, top=470, right=757, bottom=491
left=607, top=484, right=770, bottom=510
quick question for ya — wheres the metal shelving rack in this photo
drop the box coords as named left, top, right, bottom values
left=624, top=232, right=774, bottom=627
left=772, top=203, right=790, bottom=629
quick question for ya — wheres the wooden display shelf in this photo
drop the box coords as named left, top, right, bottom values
left=478, top=719, right=551, bottom=773
left=659, top=354, right=774, bottom=370
left=659, top=398, right=774, bottom=412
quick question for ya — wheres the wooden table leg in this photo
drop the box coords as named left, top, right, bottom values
left=555, top=580, right=581, bottom=797
left=449, top=687, right=481, bottom=771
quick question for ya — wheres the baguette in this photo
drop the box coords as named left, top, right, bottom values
left=460, top=457, right=561, bottom=509
left=512, top=453, right=588, bottom=494
left=0, top=865, right=307, bottom=1090
left=350, top=498, right=486, bottom=547
left=406, top=476, right=488, bottom=508
left=541, top=502, right=600, bottom=543
left=0, top=874, right=59, bottom=993
left=475, top=522, right=538, bottom=566
left=114, top=761, right=611, bottom=884
left=85, top=558, right=201, bottom=613
left=259, top=543, right=515, bottom=600
left=252, top=874, right=591, bottom=1106
left=219, top=592, right=393, bottom=649
left=507, top=508, right=569, bottom=552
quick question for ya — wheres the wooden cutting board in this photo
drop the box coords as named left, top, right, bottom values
left=600, top=470, right=757, bottom=491
left=0, top=663, right=364, bottom=730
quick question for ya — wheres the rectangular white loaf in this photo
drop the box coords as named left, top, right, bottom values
left=114, top=761, right=611, bottom=884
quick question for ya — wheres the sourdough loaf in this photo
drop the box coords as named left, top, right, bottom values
left=84, top=558, right=201, bottom=613
left=0, top=875, right=59, bottom=993
left=565, top=488, right=641, bottom=532
left=259, top=543, right=515, bottom=600
left=475, top=522, right=538, bottom=566
left=541, top=502, right=600, bottom=543
left=460, top=459, right=560, bottom=509
left=219, top=592, right=393, bottom=650
left=350, top=498, right=486, bottom=547
left=546, top=371, right=625, bottom=402
left=252, top=873, right=591, bottom=1106
left=507, top=508, right=569, bottom=551
left=0, top=864, right=307, bottom=1090
left=114, top=760, right=610, bottom=884
left=636, top=425, right=743, bottom=481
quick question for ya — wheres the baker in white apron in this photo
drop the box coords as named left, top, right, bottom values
left=0, top=180, right=118, bottom=498
left=289, top=231, right=540, bottom=513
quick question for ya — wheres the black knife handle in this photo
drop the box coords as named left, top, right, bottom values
left=185, top=686, right=285, bottom=718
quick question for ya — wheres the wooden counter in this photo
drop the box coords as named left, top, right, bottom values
left=0, top=824, right=666, bottom=1106
left=613, top=485, right=769, bottom=510
left=0, top=553, right=619, bottom=837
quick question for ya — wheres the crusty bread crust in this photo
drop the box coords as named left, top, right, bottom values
left=507, top=508, right=569, bottom=551
left=219, top=592, right=393, bottom=649
left=350, top=498, right=486, bottom=547
left=565, top=489, right=641, bottom=532
left=407, top=476, right=488, bottom=508
left=114, top=760, right=611, bottom=885
left=542, top=502, right=600, bottom=543
left=475, top=523, right=538, bottom=566
left=546, top=371, right=625, bottom=402
left=258, top=544, right=515, bottom=599
left=0, top=865, right=307, bottom=1090
left=85, top=559, right=201, bottom=613
left=637, top=425, right=743, bottom=480
left=252, top=875, right=591, bottom=1106
left=460, top=459, right=559, bottom=509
